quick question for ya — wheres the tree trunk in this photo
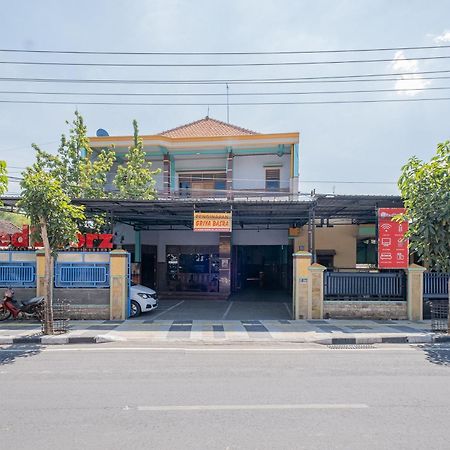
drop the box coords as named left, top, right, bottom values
left=40, top=218, right=54, bottom=335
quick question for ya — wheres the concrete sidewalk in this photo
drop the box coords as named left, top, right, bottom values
left=0, top=318, right=447, bottom=345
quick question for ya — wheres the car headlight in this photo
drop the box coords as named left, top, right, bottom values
left=137, top=293, right=150, bottom=299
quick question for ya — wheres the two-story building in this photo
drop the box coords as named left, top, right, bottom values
left=90, top=116, right=300, bottom=300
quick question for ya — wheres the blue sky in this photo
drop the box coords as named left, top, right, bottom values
left=1, top=0, right=449, bottom=195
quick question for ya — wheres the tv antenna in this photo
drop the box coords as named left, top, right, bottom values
left=226, top=83, right=230, bottom=123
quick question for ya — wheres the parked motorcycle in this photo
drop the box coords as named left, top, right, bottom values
left=0, top=288, right=45, bottom=321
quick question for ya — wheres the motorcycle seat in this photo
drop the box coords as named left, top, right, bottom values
left=21, top=296, right=45, bottom=306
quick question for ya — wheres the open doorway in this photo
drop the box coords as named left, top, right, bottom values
left=231, top=245, right=292, bottom=302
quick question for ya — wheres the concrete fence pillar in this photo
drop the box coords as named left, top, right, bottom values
left=292, top=251, right=312, bottom=319
left=308, top=263, right=326, bottom=319
left=405, top=264, right=426, bottom=321
left=109, top=249, right=129, bottom=320
left=35, top=249, right=45, bottom=298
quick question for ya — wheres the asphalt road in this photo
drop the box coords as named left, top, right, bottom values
left=1, top=342, right=450, bottom=450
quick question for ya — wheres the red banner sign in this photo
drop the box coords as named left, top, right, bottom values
left=378, top=208, right=408, bottom=269
left=0, top=225, right=113, bottom=249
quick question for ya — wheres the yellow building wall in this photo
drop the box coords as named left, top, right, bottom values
left=294, top=225, right=359, bottom=269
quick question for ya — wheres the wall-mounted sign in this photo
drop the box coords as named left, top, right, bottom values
left=378, top=208, right=408, bottom=269
left=288, top=227, right=301, bottom=238
left=0, top=225, right=113, bottom=249
left=194, top=212, right=232, bottom=232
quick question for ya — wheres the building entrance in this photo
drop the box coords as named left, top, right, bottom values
left=232, top=245, right=292, bottom=301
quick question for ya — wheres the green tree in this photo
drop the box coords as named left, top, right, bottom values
left=113, top=120, right=160, bottom=199
left=19, top=152, right=84, bottom=334
left=398, top=141, right=450, bottom=271
left=0, top=160, right=7, bottom=199
left=41, top=111, right=116, bottom=199
left=35, top=111, right=115, bottom=232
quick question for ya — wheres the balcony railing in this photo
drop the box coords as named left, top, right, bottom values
left=158, top=187, right=296, bottom=202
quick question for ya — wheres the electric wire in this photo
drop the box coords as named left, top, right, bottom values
left=0, top=44, right=449, bottom=55
left=0, top=97, right=449, bottom=106
left=0, top=86, right=449, bottom=97
left=0, top=71, right=448, bottom=85
left=2, top=55, right=450, bottom=67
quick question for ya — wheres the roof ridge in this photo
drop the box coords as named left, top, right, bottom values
left=157, top=116, right=259, bottom=137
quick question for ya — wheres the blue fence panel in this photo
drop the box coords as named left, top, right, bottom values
left=424, top=272, right=449, bottom=299
left=0, top=262, right=36, bottom=287
left=324, top=271, right=406, bottom=301
left=54, top=262, right=110, bottom=288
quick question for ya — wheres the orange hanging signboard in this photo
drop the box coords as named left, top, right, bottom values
left=193, top=212, right=232, bottom=232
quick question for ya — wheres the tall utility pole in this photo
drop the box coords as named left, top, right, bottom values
left=226, top=83, right=230, bottom=123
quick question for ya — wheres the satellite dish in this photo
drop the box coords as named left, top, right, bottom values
left=96, top=128, right=109, bottom=137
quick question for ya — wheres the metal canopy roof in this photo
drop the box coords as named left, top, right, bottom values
left=1, top=194, right=403, bottom=229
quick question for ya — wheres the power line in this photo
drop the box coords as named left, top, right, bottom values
left=1, top=86, right=449, bottom=97
left=1, top=44, right=449, bottom=55
left=0, top=97, right=449, bottom=106
left=0, top=70, right=449, bottom=85
left=2, top=55, right=450, bottom=67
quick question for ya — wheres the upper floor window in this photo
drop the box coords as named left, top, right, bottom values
left=265, top=169, right=280, bottom=191
left=179, top=172, right=226, bottom=197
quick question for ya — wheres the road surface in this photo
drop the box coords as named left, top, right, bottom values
left=1, top=342, right=449, bottom=449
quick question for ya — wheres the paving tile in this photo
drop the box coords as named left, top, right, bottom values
left=345, top=325, right=372, bottom=330
left=388, top=325, right=425, bottom=333
left=317, top=325, right=346, bottom=332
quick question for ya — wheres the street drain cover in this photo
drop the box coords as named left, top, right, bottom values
left=327, top=344, right=375, bottom=350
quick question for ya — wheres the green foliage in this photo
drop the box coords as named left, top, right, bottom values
left=113, top=120, right=160, bottom=200
left=0, top=160, right=7, bottom=200
left=37, top=111, right=115, bottom=199
left=18, top=156, right=85, bottom=254
left=398, top=141, right=450, bottom=271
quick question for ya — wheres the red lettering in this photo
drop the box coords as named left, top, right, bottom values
left=0, top=233, right=10, bottom=246
left=85, top=233, right=97, bottom=248
left=11, top=225, right=29, bottom=248
left=73, top=233, right=85, bottom=248
left=97, top=234, right=113, bottom=249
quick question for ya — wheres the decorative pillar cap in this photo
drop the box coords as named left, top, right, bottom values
left=293, top=251, right=312, bottom=258
left=308, top=263, right=327, bottom=271
left=110, top=249, right=128, bottom=255
left=406, top=263, right=427, bottom=272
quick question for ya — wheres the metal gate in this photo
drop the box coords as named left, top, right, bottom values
left=324, top=271, right=406, bottom=301
left=423, top=272, right=449, bottom=320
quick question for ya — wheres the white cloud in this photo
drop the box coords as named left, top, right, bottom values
left=391, top=51, right=430, bottom=96
left=433, top=31, right=450, bottom=43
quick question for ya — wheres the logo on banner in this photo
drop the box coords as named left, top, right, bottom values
left=377, top=208, right=408, bottom=269
left=194, top=212, right=232, bottom=232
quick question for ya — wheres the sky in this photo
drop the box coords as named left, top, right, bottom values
left=1, top=0, right=450, bottom=196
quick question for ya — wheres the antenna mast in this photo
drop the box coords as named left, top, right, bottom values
left=226, top=83, right=229, bottom=123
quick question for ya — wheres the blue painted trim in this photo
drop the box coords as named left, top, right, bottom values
left=293, top=143, right=299, bottom=177
left=151, top=147, right=290, bottom=157
left=54, top=262, right=110, bottom=288
left=170, top=155, right=176, bottom=191
left=127, top=252, right=131, bottom=318
left=134, top=229, right=142, bottom=263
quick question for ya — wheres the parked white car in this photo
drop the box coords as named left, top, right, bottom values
left=130, top=284, right=158, bottom=317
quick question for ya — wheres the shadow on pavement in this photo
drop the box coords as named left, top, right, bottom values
left=0, top=344, right=43, bottom=366
left=419, top=344, right=450, bottom=366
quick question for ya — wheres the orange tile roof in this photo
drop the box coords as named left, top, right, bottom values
left=158, top=116, right=259, bottom=138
